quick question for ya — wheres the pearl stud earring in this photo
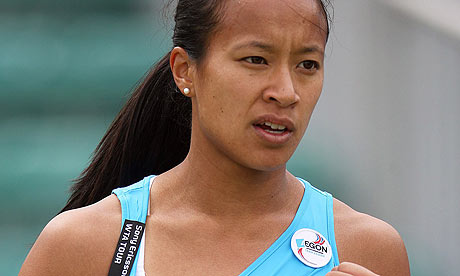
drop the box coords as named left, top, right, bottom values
left=183, top=88, right=190, bottom=95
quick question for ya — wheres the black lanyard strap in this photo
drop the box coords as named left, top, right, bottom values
left=108, top=219, right=146, bottom=276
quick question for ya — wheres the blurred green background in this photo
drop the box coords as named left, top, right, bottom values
left=1, top=0, right=171, bottom=273
left=2, top=0, right=459, bottom=275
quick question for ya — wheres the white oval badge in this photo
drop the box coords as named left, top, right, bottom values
left=291, top=228, right=332, bottom=268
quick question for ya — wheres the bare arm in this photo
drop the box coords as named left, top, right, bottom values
left=333, top=199, right=410, bottom=276
left=19, top=195, right=121, bottom=276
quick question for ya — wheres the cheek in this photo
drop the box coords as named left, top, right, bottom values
left=303, top=73, right=323, bottom=103
left=197, top=63, right=254, bottom=120
left=304, top=84, right=322, bottom=112
left=194, top=72, right=242, bottom=139
left=297, top=77, right=324, bottom=130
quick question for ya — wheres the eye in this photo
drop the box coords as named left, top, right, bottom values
left=243, top=56, right=267, bottom=65
left=298, top=60, right=319, bottom=71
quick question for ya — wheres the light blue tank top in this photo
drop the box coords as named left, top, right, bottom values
left=112, top=175, right=340, bottom=276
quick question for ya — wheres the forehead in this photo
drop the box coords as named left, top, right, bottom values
left=210, top=0, right=327, bottom=48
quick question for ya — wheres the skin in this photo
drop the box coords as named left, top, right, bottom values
left=19, top=0, right=410, bottom=275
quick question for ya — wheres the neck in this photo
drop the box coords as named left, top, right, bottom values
left=155, top=140, right=302, bottom=219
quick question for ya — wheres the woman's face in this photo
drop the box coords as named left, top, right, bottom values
left=190, top=0, right=327, bottom=171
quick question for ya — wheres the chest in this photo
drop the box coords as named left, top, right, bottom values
left=142, top=218, right=290, bottom=276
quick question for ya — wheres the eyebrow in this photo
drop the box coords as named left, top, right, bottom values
left=232, top=41, right=274, bottom=51
left=295, top=46, right=324, bottom=56
left=231, top=41, right=324, bottom=56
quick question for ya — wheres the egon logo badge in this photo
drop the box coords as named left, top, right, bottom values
left=290, top=228, right=332, bottom=268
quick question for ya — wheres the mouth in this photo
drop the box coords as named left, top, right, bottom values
left=252, top=117, right=294, bottom=144
left=254, top=121, right=290, bottom=135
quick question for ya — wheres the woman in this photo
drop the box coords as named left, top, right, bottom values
left=19, top=0, right=410, bottom=275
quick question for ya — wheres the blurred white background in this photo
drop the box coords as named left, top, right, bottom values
left=290, top=1, right=460, bottom=275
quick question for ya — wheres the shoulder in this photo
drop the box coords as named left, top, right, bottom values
left=19, top=195, right=122, bottom=276
left=333, top=198, right=410, bottom=276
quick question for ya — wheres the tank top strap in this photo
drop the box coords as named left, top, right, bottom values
left=112, top=175, right=155, bottom=224
left=297, top=178, right=340, bottom=267
left=111, top=175, right=155, bottom=276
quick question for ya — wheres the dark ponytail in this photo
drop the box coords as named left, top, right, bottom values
left=61, top=54, right=191, bottom=211
left=61, top=0, right=332, bottom=212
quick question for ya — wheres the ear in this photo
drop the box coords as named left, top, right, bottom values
left=170, top=47, right=195, bottom=96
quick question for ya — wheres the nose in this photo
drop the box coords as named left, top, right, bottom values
left=263, top=68, right=299, bottom=107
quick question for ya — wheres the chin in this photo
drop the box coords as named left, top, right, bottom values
left=244, top=153, right=292, bottom=172
left=235, top=141, right=298, bottom=172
